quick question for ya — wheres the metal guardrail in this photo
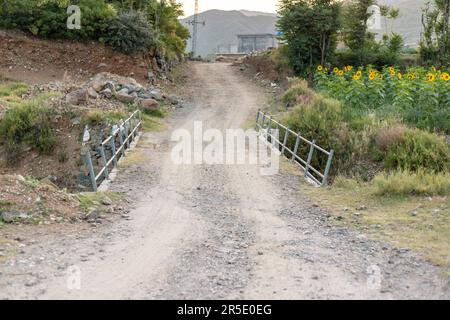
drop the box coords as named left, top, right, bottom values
left=85, top=110, right=142, bottom=191
left=256, top=110, right=334, bottom=186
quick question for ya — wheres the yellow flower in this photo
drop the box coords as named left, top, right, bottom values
left=317, top=65, right=323, bottom=71
left=356, top=70, right=362, bottom=77
left=408, top=73, right=416, bottom=80
left=353, top=74, right=361, bottom=81
left=333, top=67, right=339, bottom=74
left=397, top=72, right=403, bottom=79
left=338, top=70, right=344, bottom=76
left=427, top=73, right=436, bottom=82
left=369, top=73, right=376, bottom=81
left=346, top=66, right=353, bottom=71
left=440, top=72, right=449, bottom=81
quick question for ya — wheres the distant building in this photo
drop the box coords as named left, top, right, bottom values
left=237, top=34, right=278, bottom=53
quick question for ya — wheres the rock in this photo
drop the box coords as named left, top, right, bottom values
left=16, top=175, right=26, bottom=182
left=82, top=126, right=90, bottom=143
left=101, top=196, right=113, bottom=206
left=101, top=88, right=112, bottom=98
left=40, top=176, right=58, bottom=189
left=65, top=89, right=88, bottom=105
left=1, top=211, right=29, bottom=223
left=71, top=117, right=81, bottom=125
left=139, top=98, right=159, bottom=112
left=91, top=76, right=107, bottom=92
left=117, top=92, right=135, bottom=103
left=86, top=208, right=100, bottom=220
left=168, top=94, right=180, bottom=105
left=87, top=87, right=98, bottom=99
left=149, top=89, right=163, bottom=101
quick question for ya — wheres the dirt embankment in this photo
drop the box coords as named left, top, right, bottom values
left=0, top=29, right=156, bottom=85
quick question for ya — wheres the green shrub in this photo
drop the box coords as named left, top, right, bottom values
left=373, top=170, right=450, bottom=196
left=0, top=0, right=116, bottom=40
left=282, top=78, right=315, bottom=108
left=0, top=101, right=57, bottom=163
left=284, top=94, right=355, bottom=176
left=82, top=110, right=128, bottom=127
left=104, top=10, right=155, bottom=54
left=384, top=129, right=450, bottom=172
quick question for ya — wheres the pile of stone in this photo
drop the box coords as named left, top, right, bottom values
left=65, top=72, right=182, bottom=112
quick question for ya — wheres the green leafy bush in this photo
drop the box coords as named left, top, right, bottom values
left=384, top=129, right=450, bottom=172
left=0, top=102, right=57, bottom=164
left=104, top=11, right=155, bottom=54
left=0, top=0, right=117, bottom=40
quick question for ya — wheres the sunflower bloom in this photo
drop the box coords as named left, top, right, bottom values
left=317, top=65, right=323, bottom=72
left=440, top=72, right=449, bottom=81
left=369, top=73, right=376, bottom=81
left=397, top=72, right=403, bottom=79
left=338, top=70, right=344, bottom=76
left=427, top=73, right=436, bottom=82
left=333, top=67, right=339, bottom=73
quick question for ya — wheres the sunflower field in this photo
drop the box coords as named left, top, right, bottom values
left=314, top=66, right=450, bottom=133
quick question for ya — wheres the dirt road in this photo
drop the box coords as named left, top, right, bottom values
left=1, top=62, right=449, bottom=299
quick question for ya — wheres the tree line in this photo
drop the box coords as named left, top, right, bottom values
left=277, top=0, right=450, bottom=76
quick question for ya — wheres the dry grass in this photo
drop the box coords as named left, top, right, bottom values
left=299, top=176, right=450, bottom=270
left=375, top=124, right=407, bottom=151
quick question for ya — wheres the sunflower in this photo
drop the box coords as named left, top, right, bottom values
left=369, top=73, right=376, bottom=81
left=353, top=74, right=361, bottom=81
left=440, top=72, right=449, bottom=81
left=397, top=72, right=403, bottom=80
left=355, top=70, right=362, bottom=77
left=388, top=67, right=395, bottom=75
left=346, top=66, right=353, bottom=71
left=338, top=70, right=344, bottom=76
left=317, top=65, right=323, bottom=72
left=427, top=73, right=436, bottom=82
left=407, top=73, right=415, bottom=80
left=333, top=67, right=339, bottom=74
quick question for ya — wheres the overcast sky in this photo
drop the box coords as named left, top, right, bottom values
left=180, top=0, right=278, bottom=17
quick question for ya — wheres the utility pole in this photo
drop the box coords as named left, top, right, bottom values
left=186, top=0, right=205, bottom=57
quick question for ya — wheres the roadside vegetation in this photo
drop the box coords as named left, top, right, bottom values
left=256, top=0, right=450, bottom=266
left=0, top=0, right=189, bottom=65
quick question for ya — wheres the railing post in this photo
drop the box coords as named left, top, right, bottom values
left=85, top=151, right=97, bottom=192
left=125, top=123, right=130, bottom=149
left=260, top=113, right=266, bottom=131
left=305, top=140, right=316, bottom=178
left=267, top=116, right=272, bottom=141
left=99, top=145, right=109, bottom=179
left=255, top=109, right=260, bottom=130
left=292, top=134, right=300, bottom=161
left=110, top=131, right=117, bottom=166
left=118, top=124, right=125, bottom=157
left=322, top=150, right=334, bottom=186
left=281, top=127, right=289, bottom=155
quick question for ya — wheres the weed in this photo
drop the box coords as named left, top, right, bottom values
left=373, top=170, right=450, bottom=196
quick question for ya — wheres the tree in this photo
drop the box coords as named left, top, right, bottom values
left=277, top=0, right=341, bottom=76
left=420, top=0, right=450, bottom=67
left=341, top=0, right=375, bottom=65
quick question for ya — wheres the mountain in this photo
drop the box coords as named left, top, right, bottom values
left=377, top=0, right=427, bottom=47
left=180, top=10, right=278, bottom=57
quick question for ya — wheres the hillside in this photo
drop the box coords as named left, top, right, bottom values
left=378, top=0, right=427, bottom=47
left=180, top=10, right=278, bottom=57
